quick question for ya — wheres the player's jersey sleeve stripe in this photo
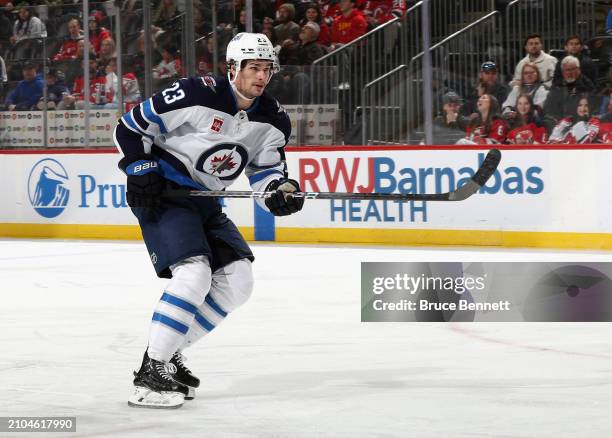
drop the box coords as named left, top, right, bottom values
left=194, top=312, right=215, bottom=332
left=160, top=292, right=199, bottom=314
left=144, top=99, right=168, bottom=134
left=158, top=158, right=208, bottom=190
left=248, top=168, right=284, bottom=185
left=121, top=111, right=146, bottom=135
left=204, top=294, right=228, bottom=318
left=114, top=122, right=150, bottom=159
left=248, top=162, right=282, bottom=170
left=152, top=312, right=189, bottom=334
left=132, top=106, right=150, bottom=131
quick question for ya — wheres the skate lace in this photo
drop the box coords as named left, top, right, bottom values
left=155, top=361, right=176, bottom=381
left=173, top=352, right=192, bottom=375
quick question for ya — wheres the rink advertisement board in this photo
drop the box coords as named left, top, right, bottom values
left=0, top=145, right=611, bottom=250
left=361, top=262, right=612, bottom=322
left=0, top=149, right=254, bottom=240
left=0, top=105, right=338, bottom=148
left=0, top=110, right=119, bottom=148
left=277, top=145, right=612, bottom=250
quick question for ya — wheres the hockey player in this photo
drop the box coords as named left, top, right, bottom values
left=113, top=32, right=304, bottom=409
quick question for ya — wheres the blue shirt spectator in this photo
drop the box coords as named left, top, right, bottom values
left=606, top=9, right=612, bottom=35
left=5, top=63, right=44, bottom=111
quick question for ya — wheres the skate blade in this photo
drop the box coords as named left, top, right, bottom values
left=128, top=386, right=185, bottom=409
left=185, top=386, right=196, bottom=401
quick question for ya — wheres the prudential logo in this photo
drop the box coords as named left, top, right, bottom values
left=28, top=158, right=70, bottom=218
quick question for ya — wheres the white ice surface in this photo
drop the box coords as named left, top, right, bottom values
left=1, top=239, right=612, bottom=438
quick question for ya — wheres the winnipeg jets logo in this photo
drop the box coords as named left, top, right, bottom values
left=209, top=148, right=238, bottom=174
left=195, top=143, right=249, bottom=180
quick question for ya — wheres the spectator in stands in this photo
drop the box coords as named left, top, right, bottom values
left=548, top=95, right=599, bottom=144
left=58, top=53, right=106, bottom=109
left=0, top=55, right=6, bottom=93
left=502, top=62, right=548, bottom=116
left=36, top=67, right=68, bottom=110
left=543, top=55, right=596, bottom=123
left=153, top=0, right=180, bottom=30
left=318, top=0, right=341, bottom=27
left=262, top=16, right=278, bottom=45
left=274, top=3, right=301, bottom=43
left=152, top=45, right=182, bottom=81
left=193, top=7, right=206, bottom=39
left=597, top=90, right=612, bottom=143
left=120, top=0, right=143, bottom=36
left=512, top=33, right=557, bottom=88
left=64, top=39, right=85, bottom=87
left=505, top=94, right=548, bottom=144
left=277, top=22, right=328, bottom=103
left=88, top=11, right=111, bottom=55
left=103, top=57, right=142, bottom=108
left=606, top=8, right=612, bottom=35
left=597, top=66, right=612, bottom=104
left=362, top=0, right=405, bottom=29
left=196, top=37, right=216, bottom=75
left=457, top=94, right=507, bottom=145
left=301, top=3, right=331, bottom=46
left=330, top=0, right=367, bottom=49
left=4, top=61, right=43, bottom=111
left=464, top=62, right=509, bottom=116
left=552, top=35, right=597, bottom=86
left=52, top=18, right=83, bottom=61
left=97, top=38, right=116, bottom=70
left=432, top=91, right=470, bottom=145
left=8, top=3, right=46, bottom=60
left=279, top=21, right=327, bottom=65
left=0, top=4, right=15, bottom=48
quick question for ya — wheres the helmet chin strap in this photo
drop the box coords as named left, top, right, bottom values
left=228, top=68, right=256, bottom=104
left=232, top=83, right=256, bottom=103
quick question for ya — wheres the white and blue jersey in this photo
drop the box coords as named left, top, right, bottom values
left=113, top=75, right=291, bottom=194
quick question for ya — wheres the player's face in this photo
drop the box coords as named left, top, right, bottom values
left=235, top=60, right=273, bottom=98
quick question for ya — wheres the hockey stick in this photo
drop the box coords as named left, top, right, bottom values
left=165, top=149, right=501, bottom=202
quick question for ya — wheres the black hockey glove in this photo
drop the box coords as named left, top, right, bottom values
left=265, top=178, right=304, bottom=216
left=120, top=156, right=165, bottom=208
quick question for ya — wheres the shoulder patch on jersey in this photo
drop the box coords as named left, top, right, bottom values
left=201, top=76, right=217, bottom=92
left=275, top=99, right=286, bottom=114
left=210, top=115, right=224, bottom=133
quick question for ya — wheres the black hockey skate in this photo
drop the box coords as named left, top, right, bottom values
left=128, top=351, right=189, bottom=409
left=169, top=351, right=200, bottom=400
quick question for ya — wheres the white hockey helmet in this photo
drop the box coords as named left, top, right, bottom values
left=226, top=32, right=280, bottom=78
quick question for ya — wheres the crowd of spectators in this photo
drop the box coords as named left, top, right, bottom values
left=0, top=0, right=407, bottom=111
left=0, top=1, right=610, bottom=145
left=433, top=32, right=612, bottom=146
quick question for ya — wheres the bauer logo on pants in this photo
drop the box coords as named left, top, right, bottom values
left=27, top=158, right=70, bottom=218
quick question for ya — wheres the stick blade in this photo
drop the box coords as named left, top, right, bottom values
left=450, top=149, right=502, bottom=201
